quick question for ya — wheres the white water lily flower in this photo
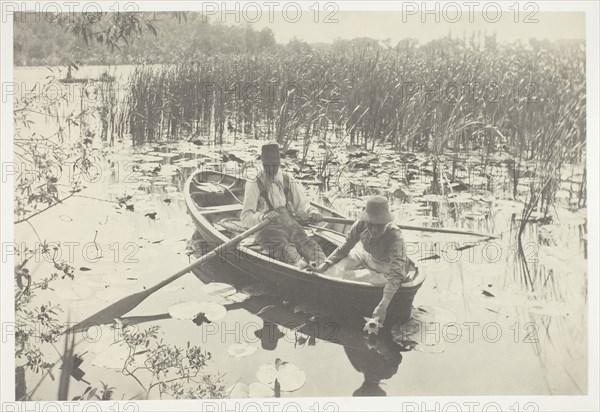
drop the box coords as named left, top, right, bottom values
left=363, top=316, right=383, bottom=335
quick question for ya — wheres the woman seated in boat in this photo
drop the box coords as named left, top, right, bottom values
left=241, top=142, right=327, bottom=270
left=316, top=196, right=416, bottom=329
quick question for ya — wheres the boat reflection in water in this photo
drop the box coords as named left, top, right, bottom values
left=188, top=252, right=406, bottom=397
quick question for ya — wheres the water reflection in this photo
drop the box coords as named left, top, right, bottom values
left=188, top=254, right=405, bottom=397
left=345, top=334, right=402, bottom=397
left=254, top=320, right=285, bottom=351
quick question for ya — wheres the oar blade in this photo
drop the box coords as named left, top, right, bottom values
left=65, top=289, right=149, bottom=334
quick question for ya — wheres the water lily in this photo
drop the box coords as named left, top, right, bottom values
left=363, top=316, right=383, bottom=335
left=256, top=359, right=306, bottom=392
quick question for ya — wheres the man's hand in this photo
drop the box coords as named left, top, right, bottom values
left=263, top=210, right=279, bottom=223
left=309, top=211, right=323, bottom=223
left=315, top=261, right=331, bottom=273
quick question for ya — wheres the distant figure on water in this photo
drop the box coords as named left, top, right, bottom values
left=241, top=142, right=326, bottom=269
left=316, top=196, right=416, bottom=331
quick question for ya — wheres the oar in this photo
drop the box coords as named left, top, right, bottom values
left=321, top=216, right=499, bottom=239
left=66, top=220, right=271, bottom=334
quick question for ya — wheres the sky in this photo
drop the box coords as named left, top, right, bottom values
left=218, top=11, right=586, bottom=45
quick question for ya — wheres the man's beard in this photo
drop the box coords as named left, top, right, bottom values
left=264, top=167, right=279, bottom=183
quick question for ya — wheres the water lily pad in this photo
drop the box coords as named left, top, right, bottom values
left=256, top=361, right=306, bottom=392
left=198, top=301, right=228, bottom=321
left=248, top=382, right=274, bottom=398
left=227, top=343, right=257, bottom=358
left=90, top=342, right=129, bottom=369
left=202, top=282, right=237, bottom=297
left=168, top=301, right=203, bottom=320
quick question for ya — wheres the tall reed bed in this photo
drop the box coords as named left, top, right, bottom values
left=122, top=38, right=586, bottom=205
left=124, top=39, right=584, bottom=148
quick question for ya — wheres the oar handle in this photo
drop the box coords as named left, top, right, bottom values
left=321, top=216, right=499, bottom=239
left=144, top=219, right=271, bottom=296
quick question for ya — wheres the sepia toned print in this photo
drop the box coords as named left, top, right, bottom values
left=1, top=2, right=598, bottom=411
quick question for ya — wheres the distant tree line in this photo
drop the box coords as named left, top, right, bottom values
left=13, top=12, right=278, bottom=66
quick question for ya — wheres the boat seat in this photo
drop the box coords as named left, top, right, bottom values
left=192, top=182, right=226, bottom=193
left=200, top=204, right=244, bottom=215
left=215, top=218, right=263, bottom=252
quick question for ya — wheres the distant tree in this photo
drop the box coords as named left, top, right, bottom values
left=55, top=11, right=187, bottom=52
left=287, top=37, right=312, bottom=54
left=257, top=28, right=277, bottom=50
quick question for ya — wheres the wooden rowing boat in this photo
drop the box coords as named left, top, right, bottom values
left=184, top=169, right=426, bottom=325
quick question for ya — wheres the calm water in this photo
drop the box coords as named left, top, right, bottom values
left=13, top=66, right=588, bottom=400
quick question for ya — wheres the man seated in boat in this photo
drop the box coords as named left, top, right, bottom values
left=316, top=196, right=416, bottom=329
left=240, top=142, right=327, bottom=270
